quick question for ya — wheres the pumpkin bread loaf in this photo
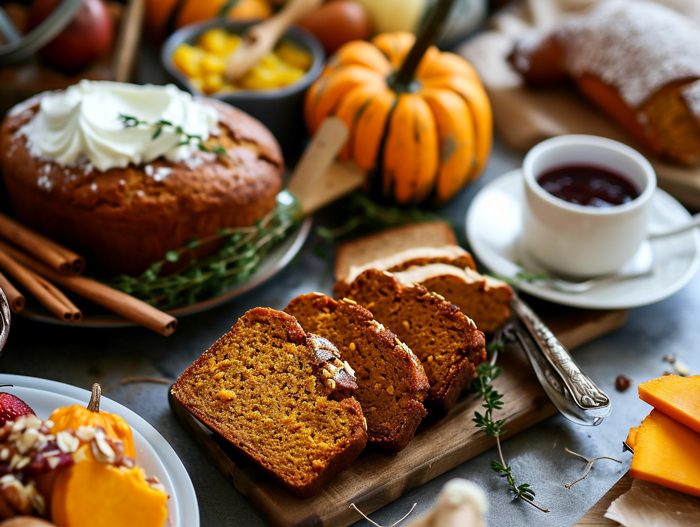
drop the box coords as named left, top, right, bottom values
left=342, top=269, right=487, bottom=413
left=334, top=222, right=458, bottom=282
left=394, top=264, right=513, bottom=334
left=285, top=293, right=430, bottom=452
left=510, top=0, right=700, bottom=166
left=171, top=308, right=368, bottom=497
left=334, top=245, right=476, bottom=297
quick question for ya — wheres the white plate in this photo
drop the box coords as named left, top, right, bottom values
left=466, top=170, right=700, bottom=309
left=0, top=374, right=199, bottom=527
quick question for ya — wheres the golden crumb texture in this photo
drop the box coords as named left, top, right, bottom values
left=286, top=293, right=430, bottom=452
left=171, top=307, right=368, bottom=497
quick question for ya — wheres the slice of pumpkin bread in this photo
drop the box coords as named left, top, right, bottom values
left=334, top=222, right=459, bottom=282
left=394, top=264, right=513, bottom=334
left=342, top=269, right=487, bottom=413
left=286, top=293, right=430, bottom=452
left=334, top=246, right=477, bottom=297
left=171, top=307, right=368, bottom=498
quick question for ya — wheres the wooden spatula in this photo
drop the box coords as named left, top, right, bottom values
left=285, top=117, right=365, bottom=216
left=225, top=0, right=322, bottom=83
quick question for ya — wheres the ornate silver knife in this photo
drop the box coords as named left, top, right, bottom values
left=496, top=293, right=612, bottom=426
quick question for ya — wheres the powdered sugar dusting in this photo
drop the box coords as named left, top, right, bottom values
left=153, top=167, right=172, bottom=182
left=681, top=80, right=700, bottom=117
left=37, top=175, right=53, bottom=191
left=558, top=0, right=700, bottom=108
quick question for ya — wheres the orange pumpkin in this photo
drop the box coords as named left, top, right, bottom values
left=49, top=384, right=135, bottom=458
left=146, top=0, right=273, bottom=41
left=304, top=0, right=491, bottom=205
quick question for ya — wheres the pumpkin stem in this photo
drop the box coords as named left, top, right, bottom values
left=391, top=0, right=457, bottom=89
left=87, top=383, right=102, bottom=413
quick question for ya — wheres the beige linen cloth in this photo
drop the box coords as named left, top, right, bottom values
left=458, top=0, right=700, bottom=207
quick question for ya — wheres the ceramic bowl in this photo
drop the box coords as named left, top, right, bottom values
left=162, top=19, right=325, bottom=157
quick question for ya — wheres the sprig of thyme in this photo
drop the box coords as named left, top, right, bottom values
left=472, top=362, right=549, bottom=513
left=101, top=192, right=301, bottom=310
left=118, top=114, right=227, bottom=157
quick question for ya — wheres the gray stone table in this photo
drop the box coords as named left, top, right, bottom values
left=1, top=53, right=698, bottom=527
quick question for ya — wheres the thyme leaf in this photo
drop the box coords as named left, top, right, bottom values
left=118, top=113, right=227, bottom=158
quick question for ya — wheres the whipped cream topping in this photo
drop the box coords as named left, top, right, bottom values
left=19, top=80, right=219, bottom=172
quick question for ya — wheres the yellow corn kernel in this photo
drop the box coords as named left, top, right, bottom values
left=172, top=44, right=203, bottom=78
left=276, top=42, right=312, bottom=71
left=201, top=73, right=224, bottom=94
left=198, top=29, right=229, bottom=55
left=259, top=51, right=283, bottom=70
left=200, top=53, right=226, bottom=75
left=273, top=67, right=304, bottom=88
left=224, top=34, right=242, bottom=54
left=239, top=66, right=278, bottom=90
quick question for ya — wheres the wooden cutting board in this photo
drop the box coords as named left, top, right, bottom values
left=170, top=307, right=628, bottom=527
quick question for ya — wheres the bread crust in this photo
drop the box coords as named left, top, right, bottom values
left=0, top=97, right=284, bottom=275
left=334, top=222, right=458, bottom=282
left=286, top=293, right=430, bottom=452
left=394, top=264, right=513, bottom=334
left=171, top=307, right=367, bottom=498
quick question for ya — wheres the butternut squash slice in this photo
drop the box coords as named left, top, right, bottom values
left=625, top=426, right=639, bottom=449
left=638, top=375, right=700, bottom=435
left=51, top=445, right=168, bottom=527
left=630, top=409, right=700, bottom=498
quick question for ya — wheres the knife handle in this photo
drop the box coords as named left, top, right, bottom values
left=508, top=294, right=611, bottom=425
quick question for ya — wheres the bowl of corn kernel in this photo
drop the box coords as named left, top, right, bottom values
left=163, top=19, right=325, bottom=155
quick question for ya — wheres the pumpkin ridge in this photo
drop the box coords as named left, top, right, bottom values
left=440, top=82, right=481, bottom=182
left=371, top=96, right=399, bottom=200
left=347, top=98, right=374, bottom=160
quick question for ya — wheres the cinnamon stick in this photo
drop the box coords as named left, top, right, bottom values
left=0, top=213, right=85, bottom=275
left=0, top=249, right=81, bottom=322
left=0, top=271, right=25, bottom=313
left=0, top=241, right=177, bottom=336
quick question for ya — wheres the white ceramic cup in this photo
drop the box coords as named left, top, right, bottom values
left=522, top=135, right=656, bottom=278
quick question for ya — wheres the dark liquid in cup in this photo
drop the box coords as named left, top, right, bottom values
left=537, top=165, right=640, bottom=207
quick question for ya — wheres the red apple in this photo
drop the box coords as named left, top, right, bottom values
left=0, top=392, right=35, bottom=427
left=27, top=0, right=114, bottom=73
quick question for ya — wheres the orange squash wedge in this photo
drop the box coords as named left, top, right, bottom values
left=51, top=445, right=168, bottom=527
left=630, top=409, right=700, bottom=498
left=638, top=375, right=700, bottom=435
left=625, top=426, right=639, bottom=449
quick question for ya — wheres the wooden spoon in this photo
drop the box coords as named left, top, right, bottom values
left=225, top=0, right=322, bottom=83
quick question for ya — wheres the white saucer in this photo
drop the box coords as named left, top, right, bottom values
left=466, top=170, right=700, bottom=309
